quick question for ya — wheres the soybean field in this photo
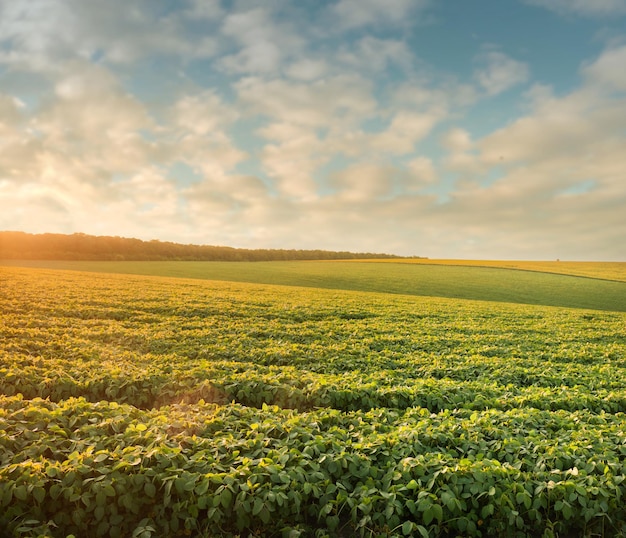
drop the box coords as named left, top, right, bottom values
left=1, top=263, right=626, bottom=538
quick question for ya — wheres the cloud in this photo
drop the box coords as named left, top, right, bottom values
left=523, top=0, right=626, bottom=18
left=474, top=51, right=530, bottom=96
left=393, top=79, right=478, bottom=111
left=259, top=125, right=323, bottom=200
left=581, top=43, right=626, bottom=91
left=0, top=94, right=24, bottom=134
left=369, top=111, right=441, bottom=154
left=328, top=162, right=396, bottom=202
left=0, top=61, right=247, bottom=241
left=0, top=0, right=219, bottom=71
left=162, top=89, right=248, bottom=183
left=219, top=7, right=303, bottom=75
left=441, top=128, right=473, bottom=153
left=237, top=75, right=377, bottom=127
left=0, top=62, right=157, bottom=195
left=330, top=0, right=429, bottom=29
left=183, top=0, right=224, bottom=20
left=435, top=43, right=626, bottom=259
left=38, top=63, right=156, bottom=174
left=407, top=157, right=436, bottom=185
left=285, top=59, right=329, bottom=81
left=336, top=37, right=415, bottom=73
left=172, top=90, right=239, bottom=137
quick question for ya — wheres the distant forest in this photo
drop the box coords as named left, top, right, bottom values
left=0, top=232, right=413, bottom=262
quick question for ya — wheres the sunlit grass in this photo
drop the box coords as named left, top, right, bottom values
left=2, top=259, right=626, bottom=312
left=346, top=258, right=626, bottom=282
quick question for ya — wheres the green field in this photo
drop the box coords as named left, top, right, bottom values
left=351, top=259, right=626, bottom=283
left=1, top=263, right=626, bottom=537
left=3, top=259, right=626, bottom=312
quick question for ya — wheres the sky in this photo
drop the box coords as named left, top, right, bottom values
left=1, top=0, right=625, bottom=260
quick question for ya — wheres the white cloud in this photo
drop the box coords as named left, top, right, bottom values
left=370, top=111, right=440, bottom=154
left=219, top=7, right=303, bottom=74
left=36, top=63, right=155, bottom=174
left=407, top=156, right=436, bottom=185
left=168, top=92, right=247, bottom=179
left=476, top=89, right=626, bottom=166
left=337, top=37, right=415, bottom=73
left=435, top=43, right=626, bottom=259
left=523, top=0, right=626, bottom=17
left=582, top=44, right=626, bottom=91
left=0, top=62, right=158, bottom=195
left=259, top=126, right=323, bottom=200
left=0, top=0, right=219, bottom=71
left=441, top=128, right=473, bottom=153
left=173, top=90, right=239, bottom=137
left=183, top=0, right=224, bottom=20
left=237, top=75, right=377, bottom=127
left=329, top=162, right=396, bottom=202
left=285, top=59, right=329, bottom=81
left=392, top=79, right=478, bottom=112
left=474, top=51, right=530, bottom=96
left=330, top=0, right=429, bottom=29
left=0, top=94, right=24, bottom=134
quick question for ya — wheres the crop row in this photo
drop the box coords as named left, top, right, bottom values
left=5, top=352, right=626, bottom=416
left=3, top=395, right=626, bottom=537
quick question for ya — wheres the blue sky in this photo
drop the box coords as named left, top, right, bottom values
left=1, top=0, right=625, bottom=259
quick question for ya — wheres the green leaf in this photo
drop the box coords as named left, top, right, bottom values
left=195, top=480, right=210, bottom=496
left=14, top=485, right=28, bottom=501
left=327, top=515, right=339, bottom=531
left=220, top=488, right=233, bottom=509
left=441, top=491, right=456, bottom=511
left=46, top=466, right=58, bottom=477
left=50, top=484, right=62, bottom=500
left=33, top=487, right=45, bottom=504
left=253, top=498, right=264, bottom=516
left=94, top=505, right=105, bottom=521
left=259, top=506, right=271, bottom=525
left=402, top=521, right=413, bottom=535
left=562, top=503, right=573, bottom=520
left=481, top=504, right=494, bottom=518
left=423, top=507, right=434, bottom=526
left=432, top=504, right=443, bottom=522
left=144, top=482, right=156, bottom=498
left=96, top=490, right=107, bottom=506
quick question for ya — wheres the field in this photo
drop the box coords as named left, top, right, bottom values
left=346, top=259, right=626, bottom=283
left=3, top=260, right=626, bottom=312
left=1, top=262, right=626, bottom=537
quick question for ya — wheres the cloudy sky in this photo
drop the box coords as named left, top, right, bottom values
left=1, top=0, right=625, bottom=260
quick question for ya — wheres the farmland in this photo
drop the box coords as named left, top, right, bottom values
left=3, top=259, right=626, bottom=312
left=1, top=263, right=626, bottom=537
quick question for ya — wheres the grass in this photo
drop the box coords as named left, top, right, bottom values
left=347, top=259, right=626, bottom=282
left=2, top=259, right=626, bottom=312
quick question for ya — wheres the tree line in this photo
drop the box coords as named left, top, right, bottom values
left=0, top=232, right=417, bottom=261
